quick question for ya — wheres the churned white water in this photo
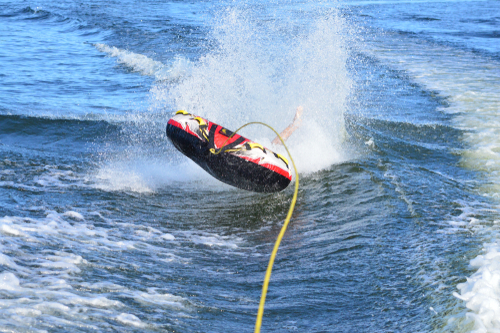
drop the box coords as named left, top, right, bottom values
left=366, top=34, right=500, bottom=333
left=92, top=9, right=353, bottom=197
left=0, top=208, right=248, bottom=331
left=5, top=0, right=499, bottom=331
left=164, top=10, right=352, bottom=173
left=95, top=43, right=193, bottom=82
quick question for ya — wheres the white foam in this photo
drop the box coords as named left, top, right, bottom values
left=94, top=43, right=193, bottom=81
left=63, top=211, right=84, bottom=221
left=95, top=43, right=164, bottom=76
left=34, top=169, right=81, bottom=189
left=0, top=209, right=189, bottom=330
left=184, top=231, right=243, bottom=249
left=92, top=158, right=209, bottom=193
left=33, top=302, right=71, bottom=314
left=134, top=229, right=176, bottom=242
left=0, top=163, right=91, bottom=195
left=160, top=233, right=176, bottom=241
left=40, top=259, right=83, bottom=274
left=152, top=9, right=352, bottom=175
left=0, top=224, right=26, bottom=237
left=134, top=290, right=187, bottom=309
left=64, top=296, right=124, bottom=308
left=0, top=253, right=20, bottom=270
left=156, top=56, right=194, bottom=81
left=79, top=282, right=127, bottom=291
left=8, top=307, right=42, bottom=317
left=452, top=241, right=500, bottom=332
left=367, top=38, right=500, bottom=198
left=367, top=34, right=500, bottom=332
left=0, top=273, right=23, bottom=291
left=365, top=138, right=375, bottom=147
left=116, top=313, right=148, bottom=328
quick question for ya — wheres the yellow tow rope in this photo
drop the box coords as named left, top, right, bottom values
left=210, top=122, right=299, bottom=333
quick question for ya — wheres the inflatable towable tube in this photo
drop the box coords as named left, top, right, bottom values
left=166, top=110, right=292, bottom=193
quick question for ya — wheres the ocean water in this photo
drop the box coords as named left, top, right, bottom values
left=1, top=0, right=499, bottom=332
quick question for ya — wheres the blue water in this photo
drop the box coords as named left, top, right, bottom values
left=1, top=1, right=500, bottom=332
